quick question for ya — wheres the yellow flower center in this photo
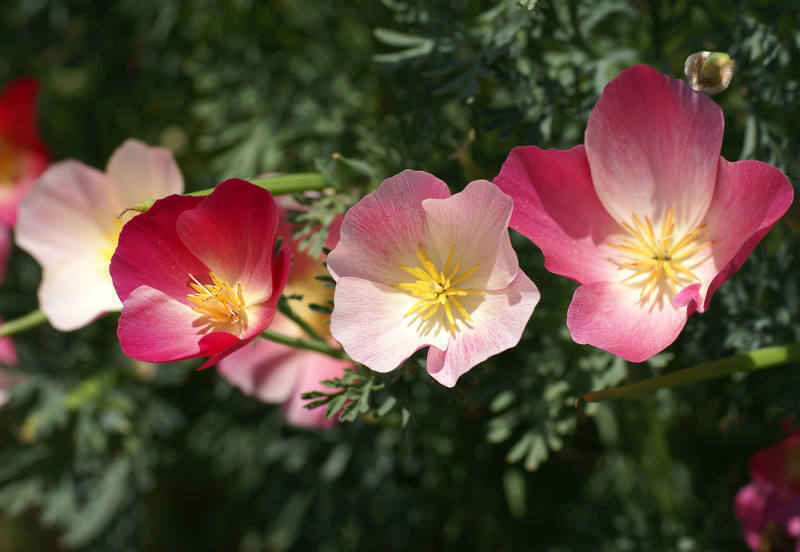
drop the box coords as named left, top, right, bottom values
left=99, top=216, right=128, bottom=269
left=394, top=244, right=484, bottom=335
left=187, top=272, right=247, bottom=333
left=608, top=207, right=711, bottom=303
left=0, top=137, right=21, bottom=188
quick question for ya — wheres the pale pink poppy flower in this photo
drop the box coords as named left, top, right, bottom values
left=327, top=170, right=540, bottom=388
left=111, top=178, right=290, bottom=368
left=15, top=139, right=184, bottom=331
left=735, top=430, right=800, bottom=551
left=218, top=200, right=348, bottom=428
left=495, top=64, right=794, bottom=362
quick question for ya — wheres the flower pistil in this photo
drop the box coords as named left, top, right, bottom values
left=187, top=272, right=247, bottom=331
left=395, top=244, right=483, bottom=334
left=608, top=206, right=711, bottom=302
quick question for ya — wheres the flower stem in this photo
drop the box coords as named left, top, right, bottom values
left=277, top=297, right=326, bottom=343
left=260, top=329, right=348, bottom=360
left=126, top=173, right=327, bottom=214
left=0, top=309, right=48, bottom=337
left=582, top=343, right=800, bottom=403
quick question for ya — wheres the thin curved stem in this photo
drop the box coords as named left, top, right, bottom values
left=260, top=329, right=349, bottom=360
left=126, top=173, right=327, bottom=214
left=278, top=297, right=326, bottom=343
left=582, top=343, right=800, bottom=403
left=0, top=309, right=48, bottom=337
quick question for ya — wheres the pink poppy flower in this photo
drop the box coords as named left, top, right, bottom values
left=327, top=170, right=540, bottom=388
left=218, top=199, right=348, bottom=428
left=0, top=77, right=50, bottom=283
left=494, top=64, right=794, bottom=362
left=0, top=77, right=50, bottom=227
left=16, top=139, right=183, bottom=330
left=735, top=430, right=800, bottom=551
left=110, top=178, right=291, bottom=368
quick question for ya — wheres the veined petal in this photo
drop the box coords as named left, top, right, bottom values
left=110, top=194, right=208, bottom=302
left=327, top=170, right=450, bottom=283
left=106, top=139, right=184, bottom=211
left=425, top=269, right=540, bottom=387
left=586, top=65, right=723, bottom=231
left=567, top=281, right=692, bottom=362
left=677, top=158, right=794, bottom=312
left=330, top=276, right=448, bottom=372
left=494, top=145, right=622, bottom=284
left=176, top=179, right=280, bottom=302
left=422, top=179, right=517, bottom=290
left=39, top=261, right=123, bottom=331
left=16, top=161, right=117, bottom=266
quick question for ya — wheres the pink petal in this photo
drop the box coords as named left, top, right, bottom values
left=105, top=139, right=184, bottom=209
left=425, top=268, right=540, bottom=387
left=117, top=286, right=241, bottom=363
left=218, top=318, right=302, bottom=404
left=0, top=78, right=48, bottom=153
left=0, top=149, right=49, bottom=226
left=421, top=179, right=517, bottom=290
left=494, top=145, right=622, bottom=284
left=567, top=281, right=692, bottom=362
left=16, top=161, right=117, bottom=266
left=679, top=158, right=794, bottom=312
left=0, top=225, right=10, bottom=285
left=585, top=65, right=724, bottom=230
left=0, top=317, right=18, bottom=368
left=39, top=261, right=122, bottom=331
left=110, top=194, right=208, bottom=302
left=176, top=179, right=280, bottom=301
left=282, top=352, right=347, bottom=429
left=327, top=170, right=450, bottom=283
left=330, top=276, right=448, bottom=372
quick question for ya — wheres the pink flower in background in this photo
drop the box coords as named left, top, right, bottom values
left=327, top=170, right=540, bottom=388
left=495, top=64, right=794, bottom=362
left=16, top=139, right=184, bottom=330
left=218, top=199, right=349, bottom=428
left=735, top=429, right=800, bottom=551
left=111, top=178, right=290, bottom=368
left=0, top=77, right=50, bottom=226
left=0, top=316, right=19, bottom=407
left=0, top=78, right=50, bottom=283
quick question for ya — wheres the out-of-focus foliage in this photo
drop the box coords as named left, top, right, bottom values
left=1, top=0, right=799, bottom=550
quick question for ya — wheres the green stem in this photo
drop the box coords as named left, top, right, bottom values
left=278, top=297, right=326, bottom=343
left=582, top=343, right=800, bottom=403
left=260, top=329, right=348, bottom=360
left=0, top=309, right=48, bottom=337
left=127, top=173, right=327, bottom=213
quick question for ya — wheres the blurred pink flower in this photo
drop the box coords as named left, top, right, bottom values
left=16, top=139, right=184, bottom=330
left=0, top=77, right=50, bottom=284
left=735, top=429, right=800, bottom=551
left=0, top=316, right=19, bottom=408
left=111, top=179, right=290, bottom=368
left=495, top=64, right=794, bottom=362
left=218, top=199, right=349, bottom=428
left=327, top=170, right=540, bottom=388
left=0, top=77, right=50, bottom=226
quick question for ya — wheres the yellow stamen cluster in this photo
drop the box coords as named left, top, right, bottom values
left=608, top=207, right=711, bottom=302
left=394, top=244, right=483, bottom=334
left=187, top=272, right=246, bottom=328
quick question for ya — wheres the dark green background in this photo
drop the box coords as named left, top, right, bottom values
left=1, top=1, right=799, bottom=550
